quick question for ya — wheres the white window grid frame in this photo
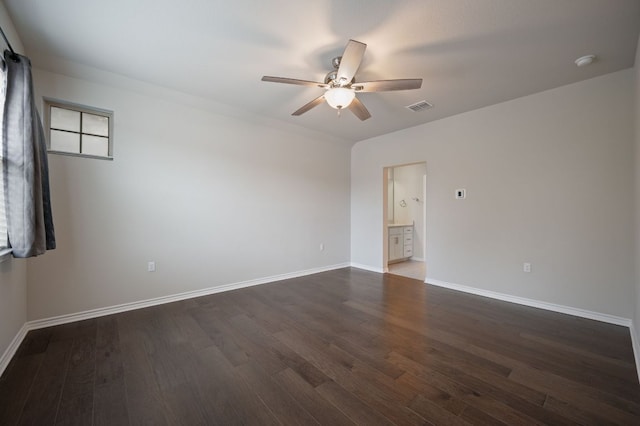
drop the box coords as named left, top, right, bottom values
left=43, top=97, right=114, bottom=160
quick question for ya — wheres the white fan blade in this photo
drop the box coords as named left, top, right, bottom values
left=336, top=40, right=366, bottom=84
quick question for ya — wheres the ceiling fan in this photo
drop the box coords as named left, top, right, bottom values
left=262, top=39, right=423, bottom=121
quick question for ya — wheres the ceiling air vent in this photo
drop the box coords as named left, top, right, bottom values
left=406, top=100, right=433, bottom=112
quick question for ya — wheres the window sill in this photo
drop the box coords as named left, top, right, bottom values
left=0, top=248, right=12, bottom=263
left=48, top=150, right=113, bottom=161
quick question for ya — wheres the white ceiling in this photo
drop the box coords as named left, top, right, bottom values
left=4, top=0, right=640, bottom=143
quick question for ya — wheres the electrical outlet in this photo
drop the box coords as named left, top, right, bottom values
left=148, top=261, right=156, bottom=272
left=523, top=262, right=531, bottom=273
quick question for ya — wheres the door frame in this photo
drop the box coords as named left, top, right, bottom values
left=382, top=162, right=427, bottom=272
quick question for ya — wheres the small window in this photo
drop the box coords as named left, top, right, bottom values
left=44, top=99, right=113, bottom=159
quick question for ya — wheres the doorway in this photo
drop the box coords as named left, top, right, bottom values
left=384, top=163, right=426, bottom=281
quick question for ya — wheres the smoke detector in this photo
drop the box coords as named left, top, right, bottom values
left=575, top=55, right=596, bottom=67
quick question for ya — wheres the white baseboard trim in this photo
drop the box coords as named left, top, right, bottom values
left=426, top=278, right=632, bottom=327
left=0, top=263, right=352, bottom=378
left=0, top=264, right=344, bottom=376
left=0, top=323, right=28, bottom=377
left=26, top=262, right=351, bottom=331
left=350, top=263, right=385, bottom=274
left=426, top=277, right=640, bottom=383
left=5, top=265, right=638, bottom=382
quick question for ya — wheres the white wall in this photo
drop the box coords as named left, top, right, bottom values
left=25, top=69, right=352, bottom=321
left=352, top=69, right=635, bottom=318
left=0, top=1, right=27, bottom=366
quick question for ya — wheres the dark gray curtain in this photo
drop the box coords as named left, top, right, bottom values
left=2, top=50, right=55, bottom=257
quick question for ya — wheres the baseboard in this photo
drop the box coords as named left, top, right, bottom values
left=6, top=266, right=638, bottom=382
left=0, top=263, right=351, bottom=376
left=0, top=262, right=350, bottom=377
left=0, top=323, right=28, bottom=377
left=350, top=263, right=385, bottom=274
left=426, top=277, right=640, bottom=383
left=25, top=262, right=350, bottom=332
left=426, top=278, right=632, bottom=327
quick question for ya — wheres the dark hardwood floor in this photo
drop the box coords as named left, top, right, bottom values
left=1, top=267, right=639, bottom=425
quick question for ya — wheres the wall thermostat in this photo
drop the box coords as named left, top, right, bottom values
left=455, top=189, right=466, bottom=199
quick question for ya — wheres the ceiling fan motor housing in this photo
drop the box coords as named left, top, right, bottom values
left=325, top=70, right=354, bottom=88
left=324, top=70, right=338, bottom=85
left=325, top=56, right=356, bottom=87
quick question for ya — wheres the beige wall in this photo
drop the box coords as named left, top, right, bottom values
left=25, top=69, right=352, bottom=320
left=352, top=69, right=635, bottom=318
left=0, top=2, right=27, bottom=364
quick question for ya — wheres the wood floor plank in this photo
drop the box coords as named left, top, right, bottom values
left=189, top=345, right=258, bottom=425
left=92, top=379, right=129, bottom=426
left=274, top=328, right=429, bottom=425
left=14, top=328, right=52, bottom=358
left=118, top=313, right=171, bottom=425
left=93, top=316, right=129, bottom=426
left=315, top=380, right=396, bottom=425
left=161, top=382, right=212, bottom=425
left=94, top=316, right=124, bottom=386
left=459, top=405, right=511, bottom=426
left=509, top=365, right=640, bottom=425
left=226, top=312, right=330, bottom=386
left=542, top=394, right=619, bottom=426
left=395, top=368, right=542, bottom=426
left=195, top=345, right=280, bottom=425
left=16, top=340, right=71, bottom=425
left=408, top=393, right=474, bottom=426
left=0, top=353, right=45, bottom=425
left=0, top=267, right=637, bottom=424
left=54, top=320, right=97, bottom=426
left=272, top=368, right=356, bottom=426
left=235, top=361, right=321, bottom=425
left=190, top=308, right=250, bottom=367
left=439, top=309, right=640, bottom=399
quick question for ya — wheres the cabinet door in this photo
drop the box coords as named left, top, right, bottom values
left=389, top=234, right=404, bottom=260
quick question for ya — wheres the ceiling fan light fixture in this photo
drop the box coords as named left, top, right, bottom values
left=324, top=87, right=355, bottom=109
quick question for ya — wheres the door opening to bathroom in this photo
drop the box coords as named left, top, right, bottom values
left=384, top=162, right=426, bottom=281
